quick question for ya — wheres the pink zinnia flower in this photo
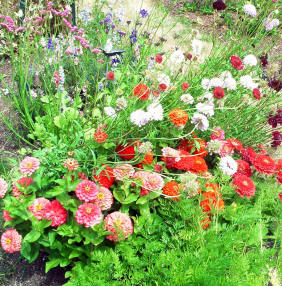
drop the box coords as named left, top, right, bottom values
left=75, top=180, right=98, bottom=202
left=105, top=212, right=133, bottom=242
left=3, top=210, right=13, bottom=222
left=75, top=202, right=103, bottom=228
left=91, top=186, right=113, bottom=211
left=1, top=229, right=22, bottom=253
left=219, top=141, right=234, bottom=157
left=44, top=200, right=67, bottom=227
left=28, top=198, right=50, bottom=220
left=12, top=177, right=34, bottom=199
left=210, top=126, right=225, bottom=141
left=0, top=178, right=8, bottom=198
left=113, top=164, right=135, bottom=181
left=143, top=173, right=164, bottom=191
left=19, top=157, right=40, bottom=175
left=133, top=171, right=150, bottom=185
left=63, top=158, right=79, bottom=171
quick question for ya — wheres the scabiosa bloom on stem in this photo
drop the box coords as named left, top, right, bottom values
left=162, top=181, right=179, bottom=200
left=147, top=103, right=164, bottom=121
left=219, top=156, right=238, bottom=176
left=12, top=177, right=34, bottom=199
left=3, top=210, right=13, bottom=222
left=63, top=158, right=79, bottom=171
left=1, top=229, right=22, bottom=253
left=28, top=198, right=50, bottom=220
left=75, top=203, right=103, bottom=228
left=253, top=155, right=276, bottom=175
left=233, top=175, right=255, bottom=198
left=230, top=56, right=244, bottom=70
left=168, top=108, right=189, bottom=128
left=242, top=4, right=257, bottom=17
left=44, top=200, right=67, bottom=227
left=130, top=110, right=150, bottom=127
left=113, top=164, right=135, bottom=181
left=91, top=186, right=113, bottom=210
left=105, top=212, right=133, bottom=242
left=75, top=180, right=98, bottom=202
left=191, top=113, right=209, bottom=131
left=140, top=9, right=148, bottom=18
left=19, top=157, right=40, bottom=175
left=0, top=178, right=8, bottom=198
left=213, top=0, right=227, bottom=11
left=143, top=173, right=164, bottom=191
left=253, top=88, right=261, bottom=100
left=243, top=54, right=257, bottom=66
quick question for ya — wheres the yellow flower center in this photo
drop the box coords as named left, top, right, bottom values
left=6, top=238, right=12, bottom=245
left=242, top=180, right=248, bottom=186
left=84, top=186, right=90, bottom=192
left=26, top=162, right=33, bottom=168
left=115, top=218, right=122, bottom=227
left=35, top=204, right=42, bottom=211
left=97, top=192, right=104, bottom=200
left=86, top=207, right=92, bottom=214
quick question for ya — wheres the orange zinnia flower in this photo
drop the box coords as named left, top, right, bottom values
left=133, top=83, right=150, bottom=100
left=168, top=108, right=189, bottom=127
left=162, top=181, right=180, bottom=200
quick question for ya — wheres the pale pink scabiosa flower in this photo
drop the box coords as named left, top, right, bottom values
left=28, top=198, right=50, bottom=220
left=0, top=178, right=8, bottom=198
left=75, top=180, right=98, bottom=202
left=242, top=4, right=257, bottom=17
left=191, top=113, right=209, bottom=131
left=63, top=158, right=79, bottom=171
left=75, top=202, right=103, bottom=228
left=210, top=126, right=225, bottom=140
left=44, top=200, right=67, bottom=227
left=3, top=210, right=13, bottom=222
left=113, top=164, right=135, bottom=181
left=1, top=229, right=22, bottom=253
left=105, top=212, right=133, bottom=242
left=219, top=156, right=238, bottom=176
left=19, top=157, right=40, bottom=175
left=91, top=186, right=113, bottom=211
left=143, top=173, right=164, bottom=191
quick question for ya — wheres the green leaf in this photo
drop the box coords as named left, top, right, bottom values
left=46, top=258, right=61, bottom=273
left=69, top=250, right=82, bottom=259
left=122, top=193, right=140, bottom=204
left=21, top=241, right=40, bottom=262
left=48, top=231, right=56, bottom=246
left=24, top=230, right=41, bottom=243
left=136, top=191, right=161, bottom=204
left=113, top=189, right=125, bottom=203
left=45, top=187, right=66, bottom=197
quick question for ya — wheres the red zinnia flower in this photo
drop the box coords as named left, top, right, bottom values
left=181, top=82, right=189, bottom=90
left=142, top=151, right=153, bottom=165
left=93, top=165, right=115, bottom=188
left=227, top=138, right=244, bottom=152
left=115, top=140, right=141, bottom=160
left=200, top=192, right=224, bottom=214
left=230, top=56, right=244, bottom=70
left=106, top=72, right=115, bottom=80
left=44, top=200, right=67, bottom=227
left=233, top=175, right=255, bottom=198
left=234, top=160, right=252, bottom=177
left=159, top=83, right=167, bottom=92
left=178, top=137, right=208, bottom=158
left=155, top=54, right=163, bottom=63
left=253, top=88, right=261, bottom=100
left=240, top=147, right=257, bottom=164
left=133, top=83, right=150, bottom=100
left=213, top=87, right=225, bottom=99
left=94, top=130, right=108, bottom=143
left=190, top=156, right=208, bottom=174
left=253, top=155, right=276, bottom=175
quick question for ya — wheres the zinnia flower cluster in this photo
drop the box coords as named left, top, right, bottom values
left=28, top=197, right=50, bottom=220
left=75, top=180, right=98, bottom=202
left=44, top=200, right=67, bottom=227
left=233, top=175, right=256, bottom=198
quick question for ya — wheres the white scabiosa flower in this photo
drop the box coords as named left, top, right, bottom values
left=104, top=107, right=117, bottom=118
left=219, top=156, right=238, bottom=176
left=220, top=71, right=233, bottom=81
left=170, top=50, right=185, bottom=64
left=157, top=73, right=171, bottom=86
left=209, top=78, right=224, bottom=88
left=191, top=39, right=203, bottom=56
left=199, top=92, right=214, bottom=103
left=240, top=75, right=258, bottom=90
left=263, top=18, right=280, bottom=31
left=243, top=54, right=257, bottom=67
left=115, top=97, right=127, bottom=111
left=201, top=79, right=210, bottom=90
left=181, top=93, right=194, bottom=104
left=243, top=4, right=257, bottom=17
left=147, top=102, right=164, bottom=121
left=223, top=78, right=237, bottom=90
left=196, top=102, right=214, bottom=117
left=130, top=110, right=150, bottom=127
left=191, top=113, right=209, bottom=131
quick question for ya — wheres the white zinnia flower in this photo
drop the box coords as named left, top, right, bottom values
left=191, top=39, right=203, bottom=56
left=130, top=110, right=150, bottom=127
left=240, top=75, right=258, bottom=90
left=219, top=156, right=238, bottom=176
left=223, top=78, right=237, bottom=90
left=191, top=113, right=209, bottom=131
left=104, top=107, right=117, bottom=118
left=196, top=102, right=214, bottom=117
left=201, top=79, right=210, bottom=90
left=243, top=4, right=257, bottom=17
left=181, top=93, right=194, bottom=104
left=170, top=50, right=185, bottom=64
left=209, top=78, right=224, bottom=89
left=147, top=102, right=164, bottom=121
left=243, top=54, right=257, bottom=67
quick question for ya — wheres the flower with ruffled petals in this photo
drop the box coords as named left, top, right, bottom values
left=0, top=178, right=8, bottom=198
left=91, top=187, right=113, bottom=210
left=210, top=126, right=225, bottom=141
left=116, top=141, right=141, bottom=160
left=133, top=83, right=150, bottom=100
left=105, top=212, right=133, bottom=242
left=243, top=4, right=257, bottom=17
left=219, top=156, right=238, bottom=176
left=93, top=165, right=115, bottom=188
left=75, top=202, right=103, bottom=227
left=75, top=180, right=98, bottom=202
left=143, top=173, right=164, bottom=191
left=133, top=171, right=150, bottom=185
left=240, top=147, right=257, bottom=164
left=162, top=181, right=179, bottom=200
left=233, top=175, right=255, bottom=198
left=28, top=198, right=50, bottom=220
left=1, top=229, right=22, bottom=253
left=3, top=210, right=13, bottom=222
left=253, top=155, right=276, bottom=175
left=227, top=138, right=243, bottom=151
left=63, top=158, right=79, bottom=171
left=233, top=160, right=252, bottom=177
left=12, top=177, right=34, bottom=199
left=230, top=56, right=244, bottom=70
left=190, top=156, right=208, bottom=174
left=44, top=200, right=67, bottom=227
left=113, top=164, right=135, bottom=181
left=19, top=157, right=40, bottom=175
left=154, top=164, right=163, bottom=173
left=168, top=108, right=189, bottom=128
left=219, top=141, right=234, bottom=157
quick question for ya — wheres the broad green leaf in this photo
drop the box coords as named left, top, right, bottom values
left=45, top=258, right=61, bottom=273
left=24, top=230, right=41, bottom=243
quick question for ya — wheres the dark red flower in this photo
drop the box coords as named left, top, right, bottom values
left=159, top=83, right=167, bottom=92
left=115, top=140, right=141, bottom=160
left=106, top=72, right=115, bottom=80
left=155, top=54, right=163, bottom=63
left=230, top=56, right=244, bottom=70
left=213, top=0, right=227, bottom=11
left=187, top=53, right=192, bottom=60
left=181, top=82, right=189, bottom=90
left=253, top=88, right=261, bottom=100
left=213, top=87, right=225, bottom=99
left=271, top=131, right=282, bottom=147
